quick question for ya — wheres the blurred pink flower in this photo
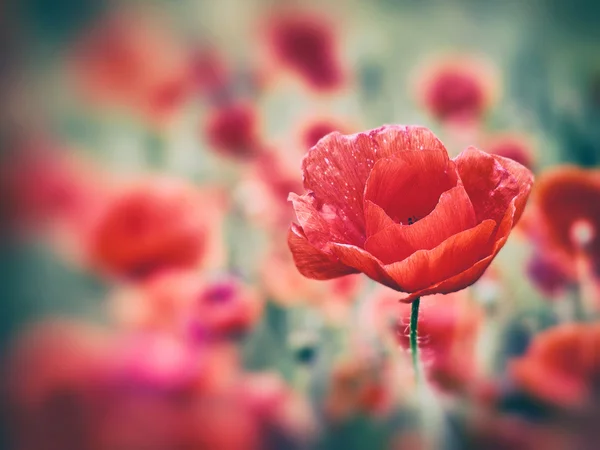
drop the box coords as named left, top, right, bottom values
left=5, top=319, right=311, bottom=450
left=190, top=46, right=231, bottom=97
left=264, top=10, right=345, bottom=91
left=414, top=54, right=498, bottom=126
left=111, top=270, right=262, bottom=341
left=203, top=101, right=263, bottom=159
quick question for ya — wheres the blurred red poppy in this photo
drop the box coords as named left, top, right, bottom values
left=510, top=323, right=600, bottom=407
left=1, top=144, right=108, bottom=234
left=414, top=55, right=498, bottom=125
left=265, top=11, right=345, bottom=91
left=111, top=270, right=262, bottom=341
left=366, top=287, right=482, bottom=391
left=70, top=10, right=191, bottom=124
left=288, top=125, right=533, bottom=302
left=532, top=167, right=600, bottom=272
left=397, top=292, right=482, bottom=390
left=324, top=358, right=394, bottom=421
left=88, top=178, right=209, bottom=279
left=204, top=102, right=262, bottom=158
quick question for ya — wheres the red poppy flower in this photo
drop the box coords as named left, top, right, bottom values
left=266, top=11, right=344, bottom=91
left=88, top=178, right=208, bottom=279
left=510, top=323, right=600, bottom=407
left=414, top=55, right=498, bottom=125
left=532, top=167, right=600, bottom=271
left=203, top=102, right=262, bottom=158
left=287, top=125, right=533, bottom=302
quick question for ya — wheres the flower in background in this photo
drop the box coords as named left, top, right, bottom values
left=265, top=10, right=345, bottom=91
left=366, top=287, right=482, bottom=391
left=397, top=292, right=483, bottom=391
left=288, top=125, right=533, bottom=302
left=522, top=166, right=600, bottom=297
left=1, top=142, right=108, bottom=236
left=88, top=178, right=216, bottom=280
left=203, top=101, right=263, bottom=159
left=5, top=319, right=311, bottom=450
left=70, top=9, right=191, bottom=124
left=510, top=323, right=600, bottom=407
left=414, top=55, right=498, bottom=126
left=526, top=249, right=574, bottom=297
left=111, top=270, right=262, bottom=341
left=4, top=320, right=115, bottom=450
left=484, top=133, right=536, bottom=171
left=530, top=167, right=600, bottom=271
left=190, top=46, right=231, bottom=99
left=324, top=358, right=395, bottom=421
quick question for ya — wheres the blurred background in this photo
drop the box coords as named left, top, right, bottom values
left=1, top=0, right=600, bottom=449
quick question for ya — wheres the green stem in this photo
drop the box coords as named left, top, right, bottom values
left=410, top=297, right=421, bottom=382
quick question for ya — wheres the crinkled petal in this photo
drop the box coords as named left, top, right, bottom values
left=287, top=223, right=357, bottom=280
left=364, top=200, right=395, bottom=237
left=364, top=153, right=457, bottom=227
left=289, top=192, right=359, bottom=247
left=491, top=153, right=534, bottom=224
left=301, top=131, right=375, bottom=244
left=398, top=200, right=517, bottom=302
left=454, top=146, right=533, bottom=225
left=328, top=243, right=401, bottom=290
left=384, top=219, right=496, bottom=293
left=300, top=125, right=449, bottom=245
left=365, top=185, right=477, bottom=264
left=368, top=125, right=447, bottom=158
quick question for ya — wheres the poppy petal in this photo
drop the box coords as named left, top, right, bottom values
left=384, top=219, right=496, bottom=293
left=328, top=243, right=401, bottom=290
left=289, top=192, right=360, bottom=247
left=364, top=153, right=458, bottom=227
left=300, top=125, right=449, bottom=245
left=491, top=153, right=534, bottom=224
left=368, top=124, right=447, bottom=158
left=455, top=146, right=533, bottom=225
left=364, top=185, right=477, bottom=264
left=301, top=131, right=375, bottom=244
left=287, top=223, right=357, bottom=280
left=364, top=200, right=396, bottom=238
left=398, top=200, right=518, bottom=302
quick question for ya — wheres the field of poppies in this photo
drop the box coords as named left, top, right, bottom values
left=1, top=0, right=600, bottom=449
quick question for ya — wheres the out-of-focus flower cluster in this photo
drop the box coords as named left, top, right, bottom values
left=1, top=1, right=599, bottom=449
